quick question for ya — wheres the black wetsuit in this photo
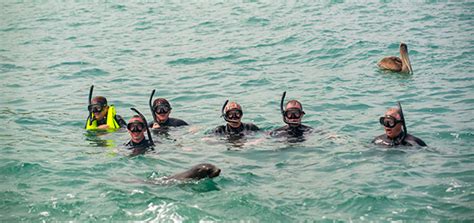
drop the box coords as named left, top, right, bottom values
left=214, top=123, right=260, bottom=136
left=96, top=115, right=127, bottom=128
left=148, top=118, right=188, bottom=128
left=270, top=124, right=313, bottom=138
left=124, top=138, right=154, bottom=155
left=372, top=131, right=427, bottom=147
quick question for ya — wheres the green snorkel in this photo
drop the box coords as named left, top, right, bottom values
left=397, top=101, right=408, bottom=142
left=149, top=89, right=157, bottom=123
left=131, top=107, right=154, bottom=146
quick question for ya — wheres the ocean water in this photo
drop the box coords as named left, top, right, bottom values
left=1, top=0, right=473, bottom=221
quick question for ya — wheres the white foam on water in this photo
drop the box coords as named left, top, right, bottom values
left=131, top=189, right=144, bottom=195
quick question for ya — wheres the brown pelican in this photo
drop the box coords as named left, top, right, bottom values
left=378, top=43, right=413, bottom=74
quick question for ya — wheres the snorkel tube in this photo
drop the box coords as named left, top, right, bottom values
left=149, top=89, right=157, bottom=123
left=397, top=101, right=408, bottom=141
left=131, top=107, right=154, bottom=146
left=87, top=85, right=94, bottom=126
left=280, top=91, right=286, bottom=116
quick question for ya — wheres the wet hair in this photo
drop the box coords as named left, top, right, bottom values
left=128, top=115, right=144, bottom=123
left=153, top=98, right=171, bottom=108
left=92, top=96, right=107, bottom=106
left=385, top=108, right=401, bottom=119
left=286, top=100, right=303, bottom=110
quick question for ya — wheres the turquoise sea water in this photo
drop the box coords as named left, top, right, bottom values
left=1, top=0, right=473, bottom=221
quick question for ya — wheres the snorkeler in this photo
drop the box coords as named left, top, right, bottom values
left=85, top=91, right=126, bottom=130
left=270, top=92, right=312, bottom=137
left=372, top=102, right=427, bottom=147
left=124, top=114, right=154, bottom=155
left=148, top=90, right=188, bottom=129
left=213, top=100, right=259, bottom=136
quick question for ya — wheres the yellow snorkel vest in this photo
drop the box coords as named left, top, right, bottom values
left=85, top=105, right=120, bottom=130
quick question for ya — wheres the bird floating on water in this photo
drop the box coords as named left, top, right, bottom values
left=378, top=42, right=413, bottom=74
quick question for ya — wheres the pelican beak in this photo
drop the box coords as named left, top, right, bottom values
left=403, top=53, right=413, bottom=74
left=400, top=43, right=413, bottom=74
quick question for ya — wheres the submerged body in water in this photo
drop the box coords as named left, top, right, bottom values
left=165, top=163, right=221, bottom=181
left=373, top=131, right=426, bottom=147
left=124, top=138, right=154, bottom=156
left=270, top=124, right=313, bottom=138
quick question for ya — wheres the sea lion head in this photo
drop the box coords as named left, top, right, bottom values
left=192, top=163, right=221, bottom=179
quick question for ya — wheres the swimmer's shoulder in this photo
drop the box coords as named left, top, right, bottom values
left=168, top=117, right=188, bottom=126
left=372, top=134, right=387, bottom=144
left=243, top=123, right=259, bottom=131
left=405, top=134, right=427, bottom=147
left=213, top=125, right=226, bottom=134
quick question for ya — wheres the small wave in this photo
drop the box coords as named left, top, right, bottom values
left=111, top=4, right=127, bottom=11
left=48, top=61, right=90, bottom=69
left=337, top=193, right=397, bottom=213
left=197, top=21, right=215, bottom=27
left=167, top=54, right=237, bottom=65
left=135, top=26, right=152, bottom=31
left=233, top=59, right=257, bottom=65
left=124, top=202, right=184, bottom=222
left=68, top=21, right=100, bottom=28
left=61, top=68, right=109, bottom=80
left=36, top=17, right=61, bottom=22
left=0, top=63, right=25, bottom=73
left=0, top=27, right=28, bottom=32
left=245, top=16, right=270, bottom=26
left=240, top=78, right=272, bottom=87
left=0, top=160, right=49, bottom=176
left=133, top=21, right=153, bottom=31
left=254, top=36, right=297, bottom=48
left=76, top=44, right=95, bottom=48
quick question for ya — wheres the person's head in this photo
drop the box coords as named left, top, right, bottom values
left=88, top=96, right=109, bottom=121
left=224, top=101, right=243, bottom=128
left=284, top=100, right=305, bottom=127
left=379, top=108, right=403, bottom=139
left=153, top=98, right=172, bottom=123
left=127, top=115, right=146, bottom=143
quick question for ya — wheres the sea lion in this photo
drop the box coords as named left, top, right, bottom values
left=166, top=163, right=221, bottom=181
